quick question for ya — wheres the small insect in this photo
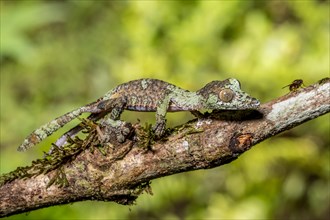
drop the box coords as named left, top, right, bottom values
left=282, top=79, right=305, bottom=92
left=318, top=77, right=330, bottom=85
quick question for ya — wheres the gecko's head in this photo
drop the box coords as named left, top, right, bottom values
left=198, top=78, right=260, bottom=110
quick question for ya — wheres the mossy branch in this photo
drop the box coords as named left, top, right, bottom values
left=0, top=79, right=329, bottom=217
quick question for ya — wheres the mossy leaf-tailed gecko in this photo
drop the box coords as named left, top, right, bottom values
left=17, top=78, right=260, bottom=152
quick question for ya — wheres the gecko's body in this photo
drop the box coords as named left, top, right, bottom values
left=18, top=78, right=260, bottom=152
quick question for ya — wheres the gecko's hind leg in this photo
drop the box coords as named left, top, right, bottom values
left=98, top=96, right=133, bottom=143
left=99, top=118, right=133, bottom=143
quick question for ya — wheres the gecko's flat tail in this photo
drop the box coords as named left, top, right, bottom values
left=16, top=107, right=90, bottom=152
left=17, top=145, right=28, bottom=152
left=17, top=143, right=34, bottom=152
left=17, top=134, right=42, bottom=152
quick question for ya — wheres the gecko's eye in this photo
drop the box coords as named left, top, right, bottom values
left=219, top=89, right=234, bottom=102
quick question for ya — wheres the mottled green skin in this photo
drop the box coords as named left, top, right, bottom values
left=17, top=78, right=260, bottom=152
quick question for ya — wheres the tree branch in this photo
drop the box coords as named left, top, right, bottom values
left=1, top=79, right=329, bottom=217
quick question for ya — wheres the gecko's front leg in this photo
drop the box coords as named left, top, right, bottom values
left=153, top=95, right=171, bottom=138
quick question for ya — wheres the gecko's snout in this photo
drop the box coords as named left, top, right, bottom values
left=250, top=98, right=260, bottom=108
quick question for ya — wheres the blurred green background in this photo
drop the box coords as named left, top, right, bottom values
left=0, top=0, right=329, bottom=219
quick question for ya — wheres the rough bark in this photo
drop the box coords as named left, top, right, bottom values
left=1, top=79, right=329, bottom=217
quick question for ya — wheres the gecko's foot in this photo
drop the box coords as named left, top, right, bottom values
left=99, top=118, right=133, bottom=143
left=152, top=121, right=166, bottom=139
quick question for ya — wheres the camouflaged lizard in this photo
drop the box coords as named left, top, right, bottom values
left=17, top=78, right=260, bottom=152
